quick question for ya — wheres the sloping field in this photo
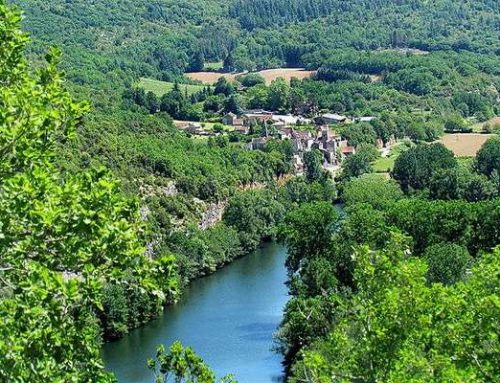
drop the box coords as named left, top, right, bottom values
left=257, top=68, right=315, bottom=83
left=186, top=68, right=315, bottom=85
left=439, top=133, right=494, bottom=157
left=139, top=78, right=205, bottom=97
left=185, top=72, right=238, bottom=85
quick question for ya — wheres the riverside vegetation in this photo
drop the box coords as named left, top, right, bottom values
left=1, top=0, right=499, bottom=382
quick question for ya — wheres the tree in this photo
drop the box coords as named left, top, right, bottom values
left=371, top=119, right=392, bottom=144
left=146, top=91, right=159, bottom=113
left=475, top=137, right=500, bottom=179
left=223, top=52, right=235, bottom=72
left=428, top=168, right=462, bottom=200
left=444, top=115, right=469, bottom=132
left=267, top=78, right=290, bottom=111
left=303, top=150, right=324, bottom=183
left=214, top=77, right=235, bottom=96
left=0, top=4, right=177, bottom=381
left=393, top=143, right=457, bottom=192
left=278, top=202, right=339, bottom=274
left=189, top=50, right=205, bottom=72
left=290, top=237, right=500, bottom=383
left=237, top=73, right=265, bottom=87
left=148, top=342, right=236, bottom=383
left=462, top=173, right=497, bottom=201
left=246, top=84, right=269, bottom=109
left=223, top=190, right=286, bottom=251
left=223, top=94, right=245, bottom=114
left=424, top=243, right=473, bottom=285
left=339, top=123, right=377, bottom=147
left=341, top=152, right=373, bottom=179
left=342, top=173, right=404, bottom=210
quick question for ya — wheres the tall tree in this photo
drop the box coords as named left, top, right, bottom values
left=393, top=143, right=457, bottom=192
left=304, top=150, right=325, bottom=183
left=0, top=3, right=177, bottom=381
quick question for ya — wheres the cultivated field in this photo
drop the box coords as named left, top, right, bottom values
left=186, top=68, right=316, bottom=85
left=139, top=78, right=205, bottom=97
left=257, top=68, right=316, bottom=83
left=185, top=72, right=238, bottom=85
left=439, top=133, right=494, bottom=157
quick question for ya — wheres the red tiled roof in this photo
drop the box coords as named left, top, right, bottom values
left=342, top=146, right=356, bottom=154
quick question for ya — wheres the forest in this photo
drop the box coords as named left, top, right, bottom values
left=1, top=0, right=499, bottom=382
left=278, top=140, right=500, bottom=382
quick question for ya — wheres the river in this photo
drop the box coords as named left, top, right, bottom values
left=102, top=242, right=289, bottom=383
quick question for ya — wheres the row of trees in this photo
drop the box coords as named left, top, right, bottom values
left=393, top=140, right=500, bottom=200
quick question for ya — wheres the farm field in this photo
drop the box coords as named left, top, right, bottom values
left=439, top=133, right=495, bottom=157
left=185, top=68, right=316, bottom=85
left=139, top=78, right=205, bottom=97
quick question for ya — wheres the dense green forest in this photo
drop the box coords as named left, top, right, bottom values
left=13, top=0, right=500, bottom=85
left=1, top=0, right=500, bottom=382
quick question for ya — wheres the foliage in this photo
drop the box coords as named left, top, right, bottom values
left=342, top=173, right=404, bottom=210
left=236, top=73, right=265, bottom=87
left=475, top=137, right=500, bottom=179
left=340, top=151, right=374, bottom=180
left=223, top=189, right=286, bottom=251
left=386, top=199, right=500, bottom=256
left=303, top=149, right=325, bottom=183
left=291, top=240, right=500, bottom=383
left=278, top=202, right=339, bottom=275
left=424, top=243, right=473, bottom=286
left=428, top=167, right=498, bottom=202
left=393, top=143, right=457, bottom=192
left=148, top=342, right=236, bottom=383
left=0, top=3, right=178, bottom=381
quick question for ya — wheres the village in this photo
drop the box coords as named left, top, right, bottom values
left=175, top=110, right=392, bottom=174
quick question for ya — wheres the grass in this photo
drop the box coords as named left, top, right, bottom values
left=373, top=142, right=411, bottom=173
left=139, top=78, right=205, bottom=97
left=373, top=157, right=395, bottom=173
left=204, top=61, right=223, bottom=71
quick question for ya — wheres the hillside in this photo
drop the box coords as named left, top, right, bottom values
left=12, top=0, right=500, bottom=88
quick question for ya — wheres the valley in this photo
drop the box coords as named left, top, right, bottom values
left=1, top=0, right=499, bottom=382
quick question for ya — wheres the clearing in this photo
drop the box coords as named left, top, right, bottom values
left=373, top=142, right=411, bottom=173
left=139, top=78, right=205, bottom=97
left=439, top=133, right=495, bottom=157
left=185, top=68, right=316, bottom=85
